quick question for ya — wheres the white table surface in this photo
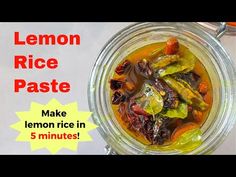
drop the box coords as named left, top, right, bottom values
left=0, top=22, right=235, bottom=154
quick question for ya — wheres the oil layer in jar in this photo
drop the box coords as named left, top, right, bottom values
left=109, top=37, right=212, bottom=148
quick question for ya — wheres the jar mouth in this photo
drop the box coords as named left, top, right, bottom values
left=88, top=22, right=236, bottom=154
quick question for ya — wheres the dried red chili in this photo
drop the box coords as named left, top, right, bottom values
left=111, top=91, right=126, bottom=105
left=130, top=103, right=150, bottom=116
left=115, top=60, right=131, bottom=75
left=110, top=79, right=124, bottom=90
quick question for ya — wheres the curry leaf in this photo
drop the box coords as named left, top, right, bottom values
left=158, top=63, right=189, bottom=77
left=161, top=102, right=188, bottom=119
left=151, top=55, right=179, bottom=69
left=171, top=128, right=202, bottom=153
left=135, top=83, right=164, bottom=115
left=147, top=128, right=202, bottom=153
left=156, top=48, right=197, bottom=77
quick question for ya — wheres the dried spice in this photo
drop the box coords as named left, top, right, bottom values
left=111, top=91, right=126, bottom=105
left=136, top=59, right=153, bottom=78
left=153, top=78, right=179, bottom=109
left=110, top=79, right=124, bottom=90
left=164, top=37, right=179, bottom=55
left=115, top=60, right=131, bottom=75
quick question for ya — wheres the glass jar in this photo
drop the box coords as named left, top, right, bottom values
left=88, top=22, right=236, bottom=154
left=197, top=22, right=236, bottom=36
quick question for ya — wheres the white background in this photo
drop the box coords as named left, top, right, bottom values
left=0, top=22, right=235, bottom=154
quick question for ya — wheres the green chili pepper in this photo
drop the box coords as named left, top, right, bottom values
left=163, top=76, right=208, bottom=111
